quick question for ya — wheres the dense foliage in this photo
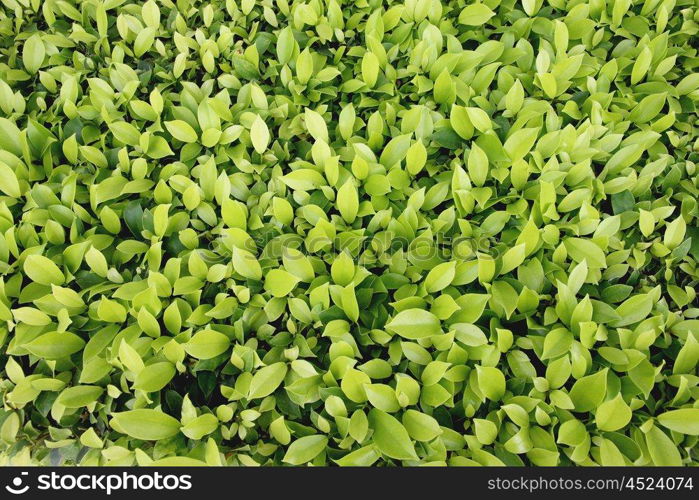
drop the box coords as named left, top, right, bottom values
left=0, top=0, right=698, bottom=466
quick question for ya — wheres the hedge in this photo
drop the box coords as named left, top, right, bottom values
left=0, top=0, right=697, bottom=466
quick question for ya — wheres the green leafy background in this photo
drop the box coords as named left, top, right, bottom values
left=0, top=0, right=697, bottom=466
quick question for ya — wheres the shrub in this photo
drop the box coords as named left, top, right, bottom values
left=0, top=0, right=697, bottom=466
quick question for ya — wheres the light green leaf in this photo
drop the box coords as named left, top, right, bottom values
left=231, top=247, right=262, bottom=280
left=424, top=261, right=456, bottom=293
left=111, top=409, right=181, bottom=441
left=0, top=162, right=21, bottom=197
left=24, top=332, right=84, bottom=360
left=24, top=255, right=64, bottom=285
left=282, top=435, right=328, bottom=465
left=23, top=34, right=45, bottom=73
left=165, top=120, right=197, bottom=143
left=184, top=330, right=230, bottom=359
left=305, top=108, right=328, bottom=143
left=134, top=362, right=176, bottom=392
left=569, top=369, right=608, bottom=412
left=476, top=366, right=506, bottom=401
left=503, top=127, right=539, bottom=161
left=564, top=238, right=606, bottom=268
left=657, top=409, right=699, bottom=435
left=248, top=362, right=288, bottom=399
left=458, top=3, right=495, bottom=25
left=385, top=309, right=441, bottom=339
left=645, top=426, right=682, bottom=466
left=181, top=414, right=218, bottom=440
left=595, top=394, right=632, bottom=431
left=337, top=180, right=358, bottom=223
left=264, top=268, right=300, bottom=297
left=379, top=134, right=411, bottom=167
left=368, top=409, right=417, bottom=461
left=56, top=386, right=104, bottom=408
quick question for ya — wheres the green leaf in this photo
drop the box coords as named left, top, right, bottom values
left=663, top=216, right=686, bottom=249
left=433, top=70, right=454, bottom=105
left=56, top=385, right=104, bottom=408
left=282, top=247, right=314, bottom=282
left=474, top=418, right=498, bottom=445
left=365, top=384, right=400, bottom=413
left=569, top=369, right=608, bottom=412
left=282, top=435, right=328, bottom=465
left=250, top=115, right=270, bottom=154
left=280, top=169, right=326, bottom=191
left=499, top=244, right=526, bottom=275
left=503, top=127, right=539, bottom=161
left=111, top=409, right=181, bottom=441
left=248, top=362, right=288, bottom=399
left=639, top=209, right=654, bottom=237
left=611, top=294, right=653, bottom=327
left=452, top=323, right=488, bottom=346
left=628, top=93, right=666, bottom=123
left=134, top=27, right=156, bottom=57
left=184, top=330, right=230, bottom=359
left=385, top=309, right=441, bottom=339
left=276, top=26, right=295, bottom=65
left=24, top=255, right=64, bottom=286
left=564, top=238, right=607, bottom=268
left=305, top=108, right=328, bottom=143
left=476, top=366, right=506, bottom=401
left=645, top=426, right=682, bottom=466
left=0, top=161, right=21, bottom=197
left=402, top=410, right=442, bottom=442
left=467, top=142, right=489, bottom=186
left=23, top=34, right=45, bottom=73
left=368, top=409, right=417, bottom=461
left=264, top=268, right=300, bottom=297
left=24, top=332, right=85, bottom=359
left=631, top=46, right=652, bottom=85
left=231, top=247, right=262, bottom=280
left=424, top=261, right=456, bottom=293
left=361, top=52, right=379, bottom=88
left=466, top=107, right=492, bottom=133
left=656, top=409, right=699, bottom=435
left=335, top=445, right=380, bottom=466
left=165, top=120, right=198, bottom=143
left=296, top=48, right=314, bottom=84
left=379, top=134, right=411, bottom=167
left=134, top=362, right=176, bottom=392
left=406, top=140, right=427, bottom=175
left=450, top=105, right=473, bottom=139
left=181, top=414, right=218, bottom=440
left=0, top=119, right=22, bottom=156
left=458, top=3, right=495, bottom=25
left=110, top=121, right=141, bottom=146
left=338, top=104, right=356, bottom=140
left=595, top=394, right=632, bottom=431
left=337, top=180, right=358, bottom=223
